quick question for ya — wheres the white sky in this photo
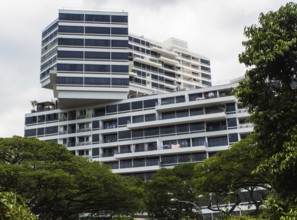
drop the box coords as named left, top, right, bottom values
left=0, top=0, right=290, bottom=137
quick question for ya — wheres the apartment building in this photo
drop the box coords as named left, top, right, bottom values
left=25, top=9, right=251, bottom=180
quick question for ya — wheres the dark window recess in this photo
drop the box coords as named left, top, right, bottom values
left=25, top=116, right=37, bottom=125
left=37, top=128, right=45, bottom=136
left=120, top=145, right=131, bottom=153
left=208, top=136, right=228, bottom=147
left=162, top=111, right=175, bottom=120
left=176, top=124, right=189, bottom=133
left=85, top=39, right=110, bottom=47
left=112, top=40, right=128, bottom=47
left=85, top=14, right=110, bottom=22
left=207, top=121, right=226, bottom=132
left=112, top=78, right=129, bottom=86
left=120, top=159, right=132, bottom=168
left=25, top=129, right=36, bottom=137
left=160, top=126, right=176, bottom=135
left=134, top=143, right=145, bottom=152
left=176, top=110, right=188, bottom=118
left=189, top=93, right=203, bottom=101
left=132, top=129, right=144, bottom=139
left=93, top=108, right=105, bottom=117
left=58, top=38, right=84, bottom=46
left=118, top=116, right=131, bottom=125
left=59, top=13, right=84, bottom=21
left=146, top=157, right=159, bottom=166
left=145, top=114, right=156, bottom=122
left=190, top=108, right=204, bottom=116
left=147, top=142, right=157, bottom=151
left=190, top=122, right=205, bottom=132
left=104, top=134, right=118, bottom=143
left=161, top=97, right=175, bottom=105
left=57, top=51, right=83, bottom=59
left=202, top=73, right=211, bottom=79
left=92, top=148, right=100, bottom=157
left=85, top=26, right=110, bottom=35
left=111, top=15, right=128, bottom=23
left=92, top=134, right=99, bottom=143
left=133, top=115, right=144, bottom=123
left=46, top=113, right=58, bottom=122
left=111, top=28, right=128, bottom=35
left=229, top=133, right=239, bottom=143
left=57, top=77, right=83, bottom=85
left=144, top=99, right=157, bottom=108
left=85, top=64, right=110, bottom=72
left=111, top=65, right=129, bottom=73
left=58, top=26, right=84, bottom=33
left=45, top=126, right=58, bottom=135
left=112, top=53, right=128, bottom=60
left=85, top=77, right=110, bottom=86
left=57, top=64, right=83, bottom=72
left=38, top=115, right=45, bottom=123
left=145, top=127, right=159, bottom=137
left=202, top=80, right=212, bottom=86
left=106, top=104, right=117, bottom=114
left=176, top=95, right=185, bottom=103
left=200, top=59, right=210, bottom=65
left=134, top=158, right=145, bottom=167
left=178, top=154, right=191, bottom=163
left=227, top=118, right=237, bottom=128
left=201, top=65, right=211, bottom=72
left=161, top=155, right=177, bottom=165
left=118, top=130, right=131, bottom=140
left=192, top=137, right=205, bottom=146
left=226, top=103, right=236, bottom=113
left=192, top=153, right=207, bottom=161
left=118, top=103, right=130, bottom=112
left=85, top=52, right=110, bottom=60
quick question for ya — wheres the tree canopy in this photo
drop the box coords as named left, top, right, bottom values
left=0, top=136, right=145, bottom=219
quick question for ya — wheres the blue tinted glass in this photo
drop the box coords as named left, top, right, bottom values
left=58, top=38, right=84, bottom=46
left=85, top=39, right=110, bottom=47
left=85, top=14, right=110, bottom=22
left=57, top=51, right=83, bottom=59
left=57, top=77, right=83, bottom=84
left=85, top=27, right=110, bottom=34
left=59, top=13, right=84, bottom=21
left=85, top=64, right=110, bottom=72
left=111, top=53, right=128, bottom=60
left=57, top=64, right=83, bottom=71
left=84, top=77, right=110, bottom=85
left=112, top=40, right=128, bottom=47
left=111, top=15, right=128, bottom=23
left=111, top=65, right=128, bottom=73
left=59, top=26, right=84, bottom=33
left=85, top=52, right=110, bottom=60
left=111, top=28, right=128, bottom=35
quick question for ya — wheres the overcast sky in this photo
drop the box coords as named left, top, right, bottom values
left=0, top=0, right=290, bottom=137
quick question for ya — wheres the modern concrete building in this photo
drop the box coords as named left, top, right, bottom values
left=25, top=9, right=251, bottom=180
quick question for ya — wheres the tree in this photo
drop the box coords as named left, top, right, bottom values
left=0, top=136, right=145, bottom=219
left=236, top=2, right=297, bottom=155
left=235, top=2, right=297, bottom=217
left=192, top=135, right=269, bottom=217
left=145, top=163, right=198, bottom=220
left=0, top=191, right=37, bottom=220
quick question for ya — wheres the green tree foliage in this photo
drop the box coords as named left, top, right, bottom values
left=0, top=191, right=37, bottom=220
left=145, top=163, right=200, bottom=220
left=236, top=2, right=297, bottom=155
left=0, top=136, right=144, bottom=219
left=235, top=2, right=297, bottom=217
left=192, top=135, right=269, bottom=217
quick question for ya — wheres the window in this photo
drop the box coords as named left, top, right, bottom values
left=57, top=77, right=83, bottom=85
left=120, top=159, right=132, bottom=168
left=192, top=153, right=207, bottom=161
left=85, top=77, right=110, bottom=86
left=229, top=133, right=239, bottom=143
left=92, top=134, right=99, bottom=143
left=85, top=52, right=110, bottom=60
left=104, top=134, right=118, bottom=143
left=111, top=27, right=128, bottom=35
left=45, top=126, right=58, bottom=135
left=92, top=121, right=99, bottom=130
left=162, top=111, right=175, bottom=120
left=37, top=128, right=44, bottom=136
left=161, top=97, right=175, bottom=105
left=85, top=39, right=110, bottom=47
left=178, top=154, right=191, bottom=163
left=207, top=121, right=226, bottom=131
left=147, top=142, right=157, bottom=151
left=85, top=14, right=110, bottom=22
left=146, top=157, right=159, bottom=166
left=118, top=103, right=130, bottom=112
left=93, top=108, right=105, bottom=117
left=134, top=158, right=145, bottom=167
left=57, top=51, right=83, bottom=59
left=111, top=15, right=128, bottom=23
left=178, top=139, right=190, bottom=148
left=161, top=155, right=177, bottom=164
left=132, top=115, right=144, bottom=123
left=112, top=40, right=128, bottom=48
left=144, top=99, right=157, bottom=108
left=112, top=78, right=129, bottom=86
left=85, top=64, right=110, bottom=73
left=176, top=95, right=185, bottom=103
left=92, top=148, right=99, bottom=157
left=134, top=143, right=145, bottom=152
left=59, top=13, right=84, bottom=21
left=58, top=38, right=84, bottom=46
left=190, top=122, right=205, bottom=132
left=145, top=127, right=159, bottom=137
left=190, top=108, right=204, bottom=116
left=208, top=136, right=228, bottom=147
left=192, top=137, right=205, bottom=146
left=25, top=129, right=36, bottom=137
left=57, top=64, right=83, bottom=72
left=112, top=53, right=128, bottom=60
left=160, top=126, right=176, bottom=136
left=145, top=114, right=156, bottom=122
left=132, top=101, right=143, bottom=110
left=85, top=26, right=110, bottom=35
left=58, top=26, right=84, bottom=33
left=106, top=105, right=117, bottom=114
left=118, top=116, right=131, bottom=126
left=227, top=118, right=237, bottom=128
left=176, top=110, right=188, bottom=118
left=176, top=124, right=189, bottom=134
left=120, top=145, right=131, bottom=153
left=111, top=65, right=129, bottom=73
left=226, top=103, right=236, bottom=113
left=132, top=129, right=144, bottom=139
